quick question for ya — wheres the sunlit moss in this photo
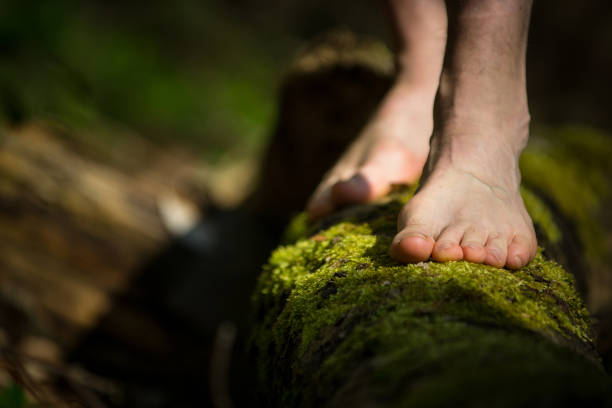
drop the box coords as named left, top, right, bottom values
left=251, top=190, right=608, bottom=406
left=255, top=193, right=591, bottom=354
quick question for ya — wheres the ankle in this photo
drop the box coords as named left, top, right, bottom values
left=434, top=70, right=530, bottom=151
left=438, top=69, right=528, bottom=116
left=426, top=125, right=525, bottom=192
left=434, top=111, right=530, bottom=154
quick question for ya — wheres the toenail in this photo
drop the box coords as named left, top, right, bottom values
left=513, top=255, right=522, bottom=266
left=346, top=174, right=366, bottom=188
left=404, top=233, right=428, bottom=241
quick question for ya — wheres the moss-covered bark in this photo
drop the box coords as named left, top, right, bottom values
left=250, top=32, right=612, bottom=407
left=252, top=183, right=611, bottom=407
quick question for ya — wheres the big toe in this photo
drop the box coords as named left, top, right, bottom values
left=306, top=187, right=335, bottom=220
left=331, top=143, right=422, bottom=207
left=390, top=229, right=435, bottom=263
left=331, top=173, right=373, bottom=206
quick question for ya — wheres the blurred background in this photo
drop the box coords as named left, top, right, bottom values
left=0, top=1, right=611, bottom=407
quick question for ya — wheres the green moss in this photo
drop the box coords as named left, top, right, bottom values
left=520, top=185, right=562, bottom=244
left=281, top=212, right=311, bottom=245
left=521, top=125, right=612, bottom=264
left=256, top=198, right=590, bottom=350
left=251, top=186, right=610, bottom=406
left=323, top=311, right=609, bottom=408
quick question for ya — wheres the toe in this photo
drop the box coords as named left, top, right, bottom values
left=484, top=235, right=509, bottom=268
left=506, top=234, right=533, bottom=269
left=306, top=187, right=335, bottom=220
left=432, top=226, right=464, bottom=262
left=331, top=163, right=400, bottom=206
left=390, top=227, right=436, bottom=264
left=460, top=226, right=488, bottom=263
left=331, top=140, right=423, bottom=208
left=331, top=173, right=373, bottom=206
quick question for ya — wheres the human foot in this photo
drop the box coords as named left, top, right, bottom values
left=388, top=0, right=536, bottom=269
left=389, top=79, right=537, bottom=269
left=389, top=142, right=537, bottom=269
left=306, top=81, right=434, bottom=220
left=306, top=0, right=447, bottom=220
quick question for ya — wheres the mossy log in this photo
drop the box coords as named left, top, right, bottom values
left=250, top=32, right=612, bottom=407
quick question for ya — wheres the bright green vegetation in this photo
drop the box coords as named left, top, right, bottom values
left=251, top=128, right=612, bottom=407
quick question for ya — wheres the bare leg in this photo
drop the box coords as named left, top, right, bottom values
left=307, top=0, right=447, bottom=219
left=390, top=0, right=536, bottom=269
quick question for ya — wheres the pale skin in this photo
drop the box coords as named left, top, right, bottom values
left=307, top=0, right=537, bottom=269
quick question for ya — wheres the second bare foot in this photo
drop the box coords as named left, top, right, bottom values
left=306, top=82, right=433, bottom=219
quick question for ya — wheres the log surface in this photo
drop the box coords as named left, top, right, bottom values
left=251, top=189, right=611, bottom=407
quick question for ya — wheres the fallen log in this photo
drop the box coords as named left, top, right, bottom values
left=250, top=32, right=612, bottom=407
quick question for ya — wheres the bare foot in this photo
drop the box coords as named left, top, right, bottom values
left=306, top=0, right=447, bottom=220
left=389, top=123, right=537, bottom=269
left=389, top=0, right=537, bottom=269
left=306, top=81, right=433, bottom=219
